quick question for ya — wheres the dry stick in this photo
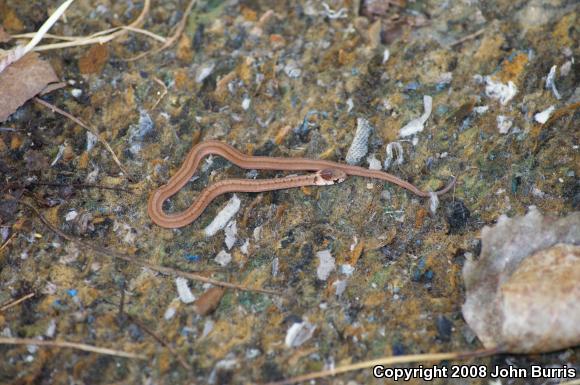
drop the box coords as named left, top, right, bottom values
left=0, top=232, right=17, bottom=252
left=17, top=200, right=280, bottom=295
left=0, top=293, right=35, bottom=313
left=30, top=181, right=133, bottom=193
left=0, top=337, right=146, bottom=359
left=264, top=346, right=503, bottom=385
left=14, top=25, right=166, bottom=45
left=126, top=0, right=197, bottom=61
left=447, top=28, right=485, bottom=48
left=151, top=76, right=168, bottom=110
left=33, top=97, right=131, bottom=179
left=30, top=0, right=151, bottom=51
left=125, top=313, right=192, bottom=370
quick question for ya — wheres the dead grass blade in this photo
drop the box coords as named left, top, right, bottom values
left=0, top=337, right=146, bottom=359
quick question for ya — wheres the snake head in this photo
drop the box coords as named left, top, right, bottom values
left=315, top=169, right=347, bottom=185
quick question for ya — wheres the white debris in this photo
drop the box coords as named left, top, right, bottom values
left=86, top=131, right=98, bottom=152
left=214, top=250, right=232, bottom=267
left=175, top=278, right=196, bottom=304
left=65, top=210, right=78, bottom=221
left=284, top=60, right=302, bottom=78
left=50, top=143, right=66, bottom=166
left=340, top=264, right=355, bottom=276
left=253, top=225, right=262, bottom=241
left=399, top=95, right=433, bottom=137
left=201, top=319, right=214, bottom=338
left=384, top=141, right=404, bottom=170
left=366, top=154, right=382, bottom=170
left=560, top=61, right=572, bottom=77
left=333, top=280, right=347, bottom=297
left=285, top=320, right=316, bottom=347
left=45, top=319, right=56, bottom=338
left=316, top=249, right=335, bottom=281
left=196, top=62, right=215, bottom=83
left=272, top=257, right=279, bottom=277
left=241, top=96, right=251, bottom=110
left=70, top=88, right=82, bottom=98
left=534, top=105, right=555, bottom=124
left=346, top=97, right=354, bottom=113
left=474, top=106, right=489, bottom=114
left=240, top=238, right=250, bottom=255
left=85, top=167, right=99, bottom=183
left=496, top=115, right=513, bottom=134
left=321, top=2, right=348, bottom=19
left=163, top=300, right=179, bottom=320
left=545, top=65, right=561, bottom=100
left=429, top=192, right=439, bottom=214
left=346, top=118, right=373, bottom=165
left=224, top=220, right=237, bottom=250
left=484, top=77, right=517, bottom=105
left=204, top=195, right=241, bottom=237
left=382, top=48, right=390, bottom=64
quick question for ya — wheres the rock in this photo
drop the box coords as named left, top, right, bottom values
left=462, top=207, right=580, bottom=353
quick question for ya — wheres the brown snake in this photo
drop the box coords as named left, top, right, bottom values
left=148, top=140, right=456, bottom=228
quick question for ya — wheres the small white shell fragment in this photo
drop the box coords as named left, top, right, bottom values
left=272, top=257, right=279, bottom=277
left=196, top=62, right=215, bottom=83
left=333, top=280, right=347, bottom=296
left=285, top=320, right=316, bottom=347
left=484, top=77, right=518, bottom=105
left=71, top=88, right=82, bottom=98
left=45, top=319, right=56, bottom=337
left=204, top=195, right=241, bottom=237
left=382, top=48, right=390, bottom=64
left=496, top=115, right=513, bottom=134
left=86, top=131, right=98, bottom=152
left=473, top=106, right=489, bottom=114
left=340, top=264, right=355, bottom=276
left=201, top=319, right=214, bottom=338
left=534, top=105, right=555, bottom=124
left=366, top=154, right=382, bottom=170
left=253, top=225, right=262, bottom=241
left=316, top=249, right=335, bottom=280
left=224, top=220, right=237, bottom=250
left=163, top=303, right=177, bottom=320
left=399, top=95, right=433, bottom=137
left=241, top=97, right=251, bottom=110
left=346, top=118, right=373, bottom=165
left=545, top=65, right=561, bottom=100
left=175, top=277, right=196, bottom=304
left=65, top=210, right=78, bottom=221
left=384, top=141, right=404, bottom=170
left=240, top=238, right=250, bottom=255
left=214, top=250, right=232, bottom=267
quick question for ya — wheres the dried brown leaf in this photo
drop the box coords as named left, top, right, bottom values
left=0, top=52, right=58, bottom=122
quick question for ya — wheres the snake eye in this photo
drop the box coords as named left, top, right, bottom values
left=319, top=169, right=335, bottom=180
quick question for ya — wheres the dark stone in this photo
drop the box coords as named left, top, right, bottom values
left=436, top=315, right=453, bottom=342
left=445, top=200, right=470, bottom=233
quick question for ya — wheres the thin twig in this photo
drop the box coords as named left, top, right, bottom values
left=126, top=313, right=192, bottom=370
left=0, top=232, right=17, bottom=252
left=31, top=0, right=150, bottom=52
left=0, top=293, right=35, bottom=313
left=17, top=200, right=280, bottom=296
left=33, top=97, right=131, bottom=180
left=447, top=28, right=485, bottom=48
left=126, top=0, right=197, bottom=61
left=0, top=337, right=146, bottom=359
left=265, top=347, right=503, bottom=385
left=30, top=181, right=133, bottom=193
left=150, top=76, right=168, bottom=110
left=14, top=26, right=166, bottom=45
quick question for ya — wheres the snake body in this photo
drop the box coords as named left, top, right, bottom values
left=148, top=141, right=456, bottom=228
